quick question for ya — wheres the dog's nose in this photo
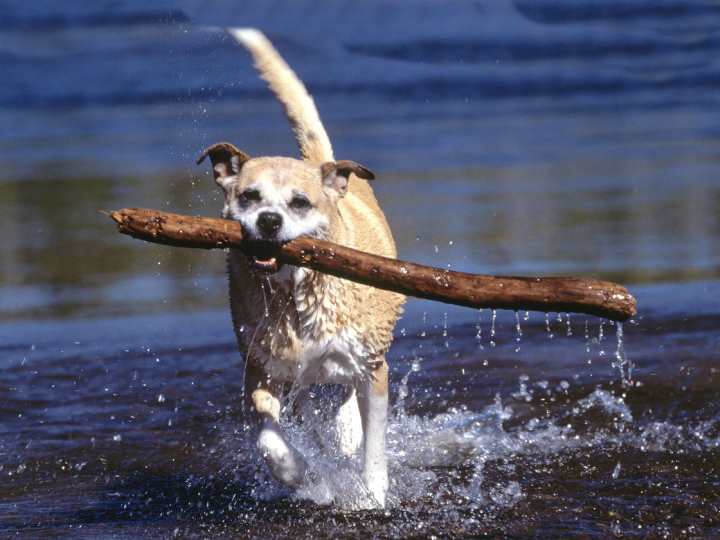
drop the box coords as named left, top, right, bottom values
left=256, top=211, right=283, bottom=238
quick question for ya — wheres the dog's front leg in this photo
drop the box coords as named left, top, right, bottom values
left=245, top=362, right=307, bottom=487
left=334, top=387, right=363, bottom=456
left=357, top=358, right=389, bottom=507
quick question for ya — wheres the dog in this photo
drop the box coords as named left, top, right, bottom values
left=197, top=28, right=404, bottom=507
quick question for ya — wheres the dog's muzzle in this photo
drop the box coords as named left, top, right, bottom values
left=257, top=211, right=283, bottom=239
left=246, top=212, right=285, bottom=273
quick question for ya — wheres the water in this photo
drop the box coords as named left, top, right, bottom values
left=2, top=1, right=720, bottom=537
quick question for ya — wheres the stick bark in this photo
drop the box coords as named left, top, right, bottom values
left=108, top=207, right=637, bottom=321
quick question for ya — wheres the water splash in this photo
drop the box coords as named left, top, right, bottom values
left=578, top=319, right=635, bottom=383
left=183, top=368, right=719, bottom=524
left=396, top=356, right=423, bottom=418
left=511, top=374, right=532, bottom=402
left=209, top=311, right=641, bottom=514
left=572, top=388, right=634, bottom=426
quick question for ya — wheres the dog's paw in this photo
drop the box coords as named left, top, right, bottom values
left=257, top=427, right=307, bottom=487
left=363, top=468, right=389, bottom=508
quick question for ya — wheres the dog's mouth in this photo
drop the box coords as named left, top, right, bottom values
left=250, top=256, right=280, bottom=273
left=244, top=240, right=284, bottom=274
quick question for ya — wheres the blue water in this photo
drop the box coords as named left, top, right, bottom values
left=1, top=1, right=719, bottom=537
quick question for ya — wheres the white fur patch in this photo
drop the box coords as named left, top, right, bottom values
left=224, top=180, right=329, bottom=243
left=257, top=426, right=306, bottom=486
left=255, top=323, right=373, bottom=386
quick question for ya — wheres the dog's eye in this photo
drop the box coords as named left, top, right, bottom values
left=289, top=195, right=312, bottom=210
left=238, top=189, right=261, bottom=205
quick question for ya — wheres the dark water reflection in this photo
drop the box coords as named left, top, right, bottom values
left=1, top=1, right=720, bottom=538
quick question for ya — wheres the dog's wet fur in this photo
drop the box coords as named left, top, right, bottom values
left=197, top=29, right=404, bottom=507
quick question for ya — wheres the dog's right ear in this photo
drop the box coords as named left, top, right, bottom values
left=196, top=142, right=250, bottom=189
left=320, top=160, right=375, bottom=197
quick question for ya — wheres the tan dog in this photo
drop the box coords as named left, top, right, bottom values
left=197, top=28, right=404, bottom=507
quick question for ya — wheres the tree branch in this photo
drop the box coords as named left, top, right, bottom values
left=108, top=207, right=637, bottom=321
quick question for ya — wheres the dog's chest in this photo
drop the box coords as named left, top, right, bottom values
left=230, top=262, right=375, bottom=384
left=275, top=327, right=371, bottom=384
left=249, top=312, right=372, bottom=385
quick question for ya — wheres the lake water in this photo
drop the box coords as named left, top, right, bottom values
left=1, top=1, right=719, bottom=537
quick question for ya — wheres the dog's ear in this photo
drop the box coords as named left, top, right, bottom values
left=197, top=142, right=250, bottom=189
left=320, top=160, right=375, bottom=197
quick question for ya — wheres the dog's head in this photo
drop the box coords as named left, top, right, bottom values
left=197, top=142, right=374, bottom=273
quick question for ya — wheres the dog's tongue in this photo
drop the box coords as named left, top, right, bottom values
left=253, top=256, right=278, bottom=272
left=245, top=239, right=282, bottom=273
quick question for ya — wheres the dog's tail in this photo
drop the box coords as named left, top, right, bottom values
left=228, top=28, right=334, bottom=164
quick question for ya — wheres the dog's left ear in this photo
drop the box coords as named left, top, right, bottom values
left=320, top=160, right=375, bottom=197
left=197, top=142, right=251, bottom=190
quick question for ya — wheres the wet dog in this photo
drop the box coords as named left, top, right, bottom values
left=197, top=29, right=404, bottom=507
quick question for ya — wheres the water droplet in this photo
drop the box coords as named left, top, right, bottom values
left=112, top=434, right=122, bottom=442
left=614, top=322, right=634, bottom=387
left=490, top=309, right=497, bottom=347
left=545, top=313, right=554, bottom=339
left=259, top=280, right=270, bottom=318
left=566, top=313, right=573, bottom=336
left=611, top=461, right=621, bottom=479
left=158, top=394, right=166, bottom=403
left=399, top=266, right=408, bottom=275
left=475, top=309, right=484, bottom=349
left=512, top=374, right=532, bottom=402
left=584, top=319, right=592, bottom=359
left=442, top=312, right=450, bottom=348
left=514, top=311, right=522, bottom=352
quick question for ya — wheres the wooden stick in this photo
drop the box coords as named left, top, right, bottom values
left=108, top=207, right=637, bottom=321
